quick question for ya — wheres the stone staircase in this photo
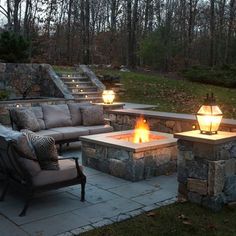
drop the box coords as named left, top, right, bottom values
left=59, top=67, right=103, bottom=103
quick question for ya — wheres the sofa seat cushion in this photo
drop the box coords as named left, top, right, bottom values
left=32, top=159, right=79, bottom=186
left=35, top=130, right=63, bottom=142
left=42, top=104, right=72, bottom=129
left=50, top=127, right=89, bottom=140
left=82, top=125, right=113, bottom=135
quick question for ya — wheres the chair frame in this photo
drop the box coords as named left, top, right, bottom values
left=0, top=139, right=86, bottom=217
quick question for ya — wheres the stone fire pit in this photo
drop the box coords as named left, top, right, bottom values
left=81, top=130, right=177, bottom=181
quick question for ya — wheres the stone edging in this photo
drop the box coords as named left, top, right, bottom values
left=56, top=197, right=177, bottom=236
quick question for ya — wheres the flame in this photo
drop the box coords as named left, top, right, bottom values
left=133, top=116, right=150, bottom=143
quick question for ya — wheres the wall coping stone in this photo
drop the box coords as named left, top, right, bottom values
left=174, top=130, right=236, bottom=145
left=0, top=97, right=74, bottom=105
left=107, top=109, right=236, bottom=128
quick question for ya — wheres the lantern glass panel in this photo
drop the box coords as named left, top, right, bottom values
left=102, top=90, right=115, bottom=104
left=196, top=105, right=223, bottom=134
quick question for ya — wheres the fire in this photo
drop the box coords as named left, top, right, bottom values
left=133, top=116, right=150, bottom=143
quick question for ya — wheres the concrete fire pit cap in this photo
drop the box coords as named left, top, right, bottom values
left=80, top=130, right=177, bottom=152
left=174, top=130, right=236, bottom=145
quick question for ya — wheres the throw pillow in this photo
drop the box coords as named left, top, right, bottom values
left=15, top=109, right=40, bottom=131
left=31, top=107, right=46, bottom=130
left=67, top=102, right=92, bottom=126
left=23, top=130, right=59, bottom=170
left=80, top=105, right=105, bottom=126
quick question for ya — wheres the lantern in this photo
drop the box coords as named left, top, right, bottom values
left=102, top=90, right=115, bottom=104
left=196, top=93, right=223, bottom=135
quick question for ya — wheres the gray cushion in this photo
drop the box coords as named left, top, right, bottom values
left=68, top=103, right=92, bottom=126
left=42, top=104, right=72, bottom=129
left=15, top=109, right=40, bottom=131
left=0, top=125, right=39, bottom=177
left=50, top=127, right=89, bottom=140
left=35, top=130, right=63, bottom=142
left=82, top=125, right=113, bottom=135
left=23, top=130, right=59, bottom=170
left=31, top=107, right=46, bottom=130
left=0, top=125, right=36, bottom=161
left=32, top=159, right=79, bottom=186
left=81, top=105, right=104, bottom=126
left=18, top=157, right=41, bottom=177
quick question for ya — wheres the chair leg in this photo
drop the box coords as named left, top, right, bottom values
left=0, top=180, right=9, bottom=201
left=58, top=144, right=63, bottom=154
left=80, top=179, right=86, bottom=202
left=19, top=192, right=33, bottom=217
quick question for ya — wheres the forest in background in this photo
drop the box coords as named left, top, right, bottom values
left=0, top=0, right=236, bottom=71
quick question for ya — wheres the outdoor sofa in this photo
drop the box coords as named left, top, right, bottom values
left=9, top=103, right=113, bottom=151
left=0, top=124, right=86, bottom=216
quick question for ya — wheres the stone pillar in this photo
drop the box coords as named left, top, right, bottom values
left=174, top=130, right=236, bottom=211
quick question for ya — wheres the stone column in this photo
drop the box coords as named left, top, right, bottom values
left=174, top=130, right=236, bottom=211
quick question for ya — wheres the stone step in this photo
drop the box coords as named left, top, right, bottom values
left=69, top=86, right=98, bottom=92
left=62, top=78, right=90, bottom=83
left=61, top=76, right=88, bottom=80
left=73, top=92, right=102, bottom=99
left=63, top=80, right=91, bottom=85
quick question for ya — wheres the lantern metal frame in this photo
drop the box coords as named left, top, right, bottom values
left=196, top=93, right=223, bottom=135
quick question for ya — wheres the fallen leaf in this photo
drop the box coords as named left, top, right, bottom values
left=146, top=211, right=157, bottom=217
left=182, top=220, right=192, bottom=225
left=178, top=214, right=188, bottom=220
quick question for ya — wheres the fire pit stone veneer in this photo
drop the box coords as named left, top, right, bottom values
left=81, top=130, right=177, bottom=181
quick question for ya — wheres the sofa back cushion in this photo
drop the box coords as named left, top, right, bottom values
left=31, top=107, right=46, bottom=130
left=0, top=125, right=41, bottom=177
left=42, top=104, right=72, bottom=129
left=10, top=108, right=40, bottom=131
left=81, top=105, right=105, bottom=126
left=67, top=102, right=91, bottom=126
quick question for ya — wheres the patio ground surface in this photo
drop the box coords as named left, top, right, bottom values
left=0, top=103, right=179, bottom=236
left=0, top=141, right=177, bottom=236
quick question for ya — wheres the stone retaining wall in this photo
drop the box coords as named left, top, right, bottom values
left=0, top=98, right=75, bottom=125
left=0, top=63, right=73, bottom=99
left=106, top=109, right=236, bottom=133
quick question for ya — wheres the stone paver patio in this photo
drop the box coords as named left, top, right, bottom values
left=0, top=142, right=177, bottom=236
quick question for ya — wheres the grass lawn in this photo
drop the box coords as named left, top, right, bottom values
left=94, top=69, right=236, bottom=119
left=82, top=202, right=236, bottom=236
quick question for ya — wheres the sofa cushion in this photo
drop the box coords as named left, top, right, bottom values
left=0, top=125, right=37, bottom=161
left=35, top=130, right=63, bottom=142
left=14, top=109, right=40, bottom=131
left=31, top=107, right=46, bottom=130
left=50, top=127, right=89, bottom=140
left=82, top=125, right=113, bottom=135
left=80, top=105, right=104, bottom=126
left=32, top=159, right=79, bottom=186
left=42, top=104, right=72, bottom=129
left=68, top=103, right=92, bottom=126
left=23, top=130, right=59, bottom=170
left=18, top=157, right=41, bottom=177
